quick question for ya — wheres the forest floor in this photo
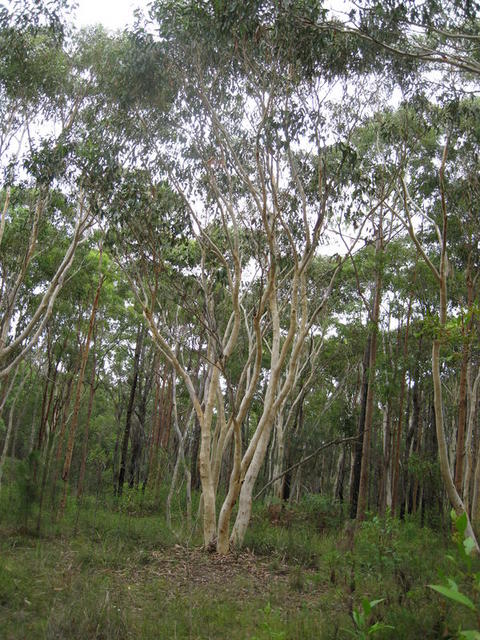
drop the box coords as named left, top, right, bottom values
left=0, top=527, right=338, bottom=639
left=0, top=493, right=479, bottom=639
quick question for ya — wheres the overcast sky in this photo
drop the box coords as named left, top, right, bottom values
left=73, top=0, right=350, bottom=30
left=74, top=0, right=147, bottom=30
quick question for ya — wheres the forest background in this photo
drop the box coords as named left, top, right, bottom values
left=1, top=1, right=480, bottom=638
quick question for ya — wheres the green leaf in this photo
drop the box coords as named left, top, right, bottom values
left=361, top=598, right=372, bottom=616
left=353, top=610, right=363, bottom=629
left=368, top=622, right=395, bottom=635
left=368, top=599, right=385, bottom=610
left=428, top=585, right=476, bottom=611
left=464, top=537, right=476, bottom=557
left=459, top=631, right=480, bottom=640
left=455, top=511, right=468, bottom=537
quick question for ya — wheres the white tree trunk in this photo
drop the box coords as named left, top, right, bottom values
left=463, top=366, right=480, bottom=509
left=230, top=411, right=276, bottom=547
left=401, top=167, right=479, bottom=553
left=0, top=200, right=92, bottom=379
left=381, top=406, right=392, bottom=510
left=166, top=378, right=193, bottom=530
left=216, top=418, right=242, bottom=554
left=472, top=445, right=480, bottom=536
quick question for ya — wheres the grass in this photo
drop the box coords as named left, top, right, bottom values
left=0, top=487, right=479, bottom=639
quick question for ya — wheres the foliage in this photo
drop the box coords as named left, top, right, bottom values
left=348, top=598, right=393, bottom=638
left=0, top=490, right=474, bottom=639
left=429, top=510, right=480, bottom=639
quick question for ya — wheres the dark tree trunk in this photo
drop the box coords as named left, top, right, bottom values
left=128, top=421, right=141, bottom=489
left=59, top=273, right=104, bottom=516
left=350, top=337, right=370, bottom=519
left=130, top=350, right=153, bottom=488
left=190, top=412, right=202, bottom=491
left=409, top=383, right=423, bottom=516
left=356, top=279, right=383, bottom=520
left=76, top=342, right=97, bottom=499
left=454, top=258, right=473, bottom=493
left=117, top=325, right=143, bottom=496
left=50, top=360, right=78, bottom=507
left=144, top=359, right=162, bottom=490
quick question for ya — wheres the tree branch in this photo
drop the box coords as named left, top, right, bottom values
left=254, top=435, right=360, bottom=500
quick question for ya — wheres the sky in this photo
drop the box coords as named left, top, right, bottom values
left=73, top=0, right=349, bottom=30
left=74, top=0, right=147, bottom=30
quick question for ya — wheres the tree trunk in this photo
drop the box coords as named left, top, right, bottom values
left=431, top=159, right=478, bottom=549
left=50, top=364, right=77, bottom=506
left=401, top=157, right=479, bottom=551
left=190, top=412, right=202, bottom=491
left=76, top=344, right=97, bottom=499
left=379, top=402, right=392, bottom=514
left=472, top=436, right=480, bottom=536
left=454, top=342, right=470, bottom=493
left=454, top=260, right=474, bottom=494
left=117, top=324, right=143, bottom=496
left=334, top=447, right=346, bottom=502
left=410, top=398, right=423, bottom=516
left=350, top=342, right=370, bottom=518
left=355, top=318, right=380, bottom=521
left=112, top=401, right=123, bottom=494
left=59, top=273, right=104, bottom=514
left=166, top=375, right=192, bottom=529
left=463, top=366, right=480, bottom=510
left=272, top=411, right=286, bottom=500
left=36, top=407, right=59, bottom=534
left=0, top=365, right=19, bottom=419
left=356, top=222, right=383, bottom=520
left=37, top=346, right=58, bottom=451
left=0, top=374, right=27, bottom=488
left=27, top=383, right=39, bottom=456
left=145, top=355, right=161, bottom=490
left=391, top=274, right=415, bottom=514
left=230, top=411, right=276, bottom=548
left=129, top=349, right=153, bottom=488
left=217, top=418, right=242, bottom=554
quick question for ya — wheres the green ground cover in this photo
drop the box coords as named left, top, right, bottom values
left=0, top=490, right=478, bottom=639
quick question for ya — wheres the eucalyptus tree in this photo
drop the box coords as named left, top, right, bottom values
left=314, top=98, right=406, bottom=519
left=84, top=0, right=403, bottom=552
left=0, top=4, right=100, bottom=385
left=436, top=102, right=480, bottom=521
left=0, top=17, right=154, bottom=509
left=388, top=98, right=480, bottom=549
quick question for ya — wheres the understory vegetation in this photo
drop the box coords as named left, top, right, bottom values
left=1, top=484, right=479, bottom=639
